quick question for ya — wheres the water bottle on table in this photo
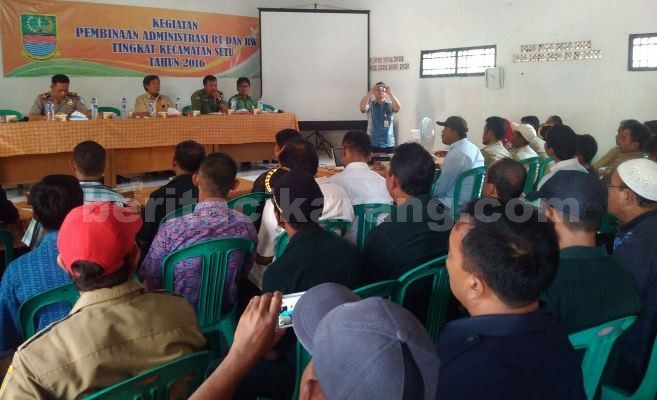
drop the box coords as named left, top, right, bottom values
left=257, top=98, right=264, bottom=112
left=90, top=98, right=98, bottom=120
left=45, top=101, right=55, bottom=121
left=175, top=97, right=182, bottom=114
left=230, top=98, right=237, bottom=111
left=120, top=97, right=128, bottom=119
left=148, top=99, right=156, bottom=118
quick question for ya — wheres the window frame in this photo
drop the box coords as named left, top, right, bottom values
left=420, top=44, right=497, bottom=78
left=628, top=33, right=657, bottom=72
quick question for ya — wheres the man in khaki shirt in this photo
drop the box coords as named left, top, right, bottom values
left=481, top=116, right=511, bottom=166
left=28, top=74, right=90, bottom=120
left=593, top=120, right=650, bottom=183
left=0, top=202, right=206, bottom=399
left=134, top=75, right=175, bottom=116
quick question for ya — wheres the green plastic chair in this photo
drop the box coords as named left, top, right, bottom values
left=82, top=350, right=213, bottom=400
left=601, top=334, right=657, bottom=400
left=452, top=166, right=487, bottom=218
left=262, top=103, right=275, bottom=112
left=395, top=256, right=449, bottom=342
left=182, top=105, right=192, bottom=115
left=19, top=283, right=80, bottom=339
left=429, top=168, right=442, bottom=197
left=598, top=213, right=620, bottom=236
left=518, top=157, right=541, bottom=194
left=535, top=157, right=554, bottom=189
left=273, top=230, right=289, bottom=260
left=160, top=203, right=197, bottom=225
left=0, top=109, right=22, bottom=120
left=98, top=106, right=121, bottom=116
left=162, top=237, right=255, bottom=356
left=0, top=229, right=14, bottom=266
left=354, top=280, right=400, bottom=300
left=290, top=342, right=312, bottom=400
left=318, top=219, right=351, bottom=237
left=569, top=315, right=638, bottom=399
left=227, top=192, right=269, bottom=224
left=353, top=203, right=395, bottom=249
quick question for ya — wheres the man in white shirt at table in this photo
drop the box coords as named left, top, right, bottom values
left=329, top=130, right=393, bottom=243
left=433, top=116, right=485, bottom=210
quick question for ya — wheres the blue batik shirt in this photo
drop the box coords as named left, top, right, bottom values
left=0, top=231, right=72, bottom=353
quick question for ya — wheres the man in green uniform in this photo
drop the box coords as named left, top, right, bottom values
left=28, top=74, right=90, bottom=120
left=190, top=75, right=229, bottom=115
left=227, top=77, right=258, bottom=110
left=0, top=203, right=206, bottom=399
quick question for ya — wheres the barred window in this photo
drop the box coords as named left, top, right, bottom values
left=629, top=33, right=657, bottom=71
left=421, top=45, right=496, bottom=77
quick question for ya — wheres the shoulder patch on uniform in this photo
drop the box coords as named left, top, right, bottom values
left=67, top=92, right=78, bottom=98
left=39, top=93, right=49, bottom=100
left=17, top=313, right=75, bottom=350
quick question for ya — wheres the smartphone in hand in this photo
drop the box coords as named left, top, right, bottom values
left=278, top=291, right=304, bottom=328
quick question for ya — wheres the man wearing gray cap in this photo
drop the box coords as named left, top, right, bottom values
left=433, top=116, right=485, bottom=210
left=607, top=158, right=657, bottom=391
left=292, top=282, right=440, bottom=399
left=526, top=170, right=641, bottom=334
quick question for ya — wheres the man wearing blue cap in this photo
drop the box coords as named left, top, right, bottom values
left=527, top=170, right=641, bottom=334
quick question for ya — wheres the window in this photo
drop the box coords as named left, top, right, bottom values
left=628, top=33, right=657, bottom=71
left=421, top=45, right=496, bottom=78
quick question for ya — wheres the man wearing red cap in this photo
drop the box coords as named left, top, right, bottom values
left=0, top=202, right=206, bottom=399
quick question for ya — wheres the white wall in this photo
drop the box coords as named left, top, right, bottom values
left=0, top=0, right=262, bottom=116
left=249, top=0, right=657, bottom=157
left=3, top=0, right=656, bottom=159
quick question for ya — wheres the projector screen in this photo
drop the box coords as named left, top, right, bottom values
left=259, top=9, right=369, bottom=123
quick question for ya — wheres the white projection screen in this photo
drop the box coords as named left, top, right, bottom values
left=259, top=9, right=369, bottom=125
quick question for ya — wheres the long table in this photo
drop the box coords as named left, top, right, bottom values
left=0, top=113, right=298, bottom=186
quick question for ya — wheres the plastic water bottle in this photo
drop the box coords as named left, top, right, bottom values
left=45, top=101, right=55, bottom=121
left=119, top=97, right=128, bottom=119
left=257, top=98, right=264, bottom=112
left=175, top=97, right=182, bottom=113
left=90, top=98, right=98, bottom=120
left=230, top=98, right=237, bottom=111
left=148, top=99, right=156, bottom=118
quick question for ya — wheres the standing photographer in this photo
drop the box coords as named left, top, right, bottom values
left=359, top=82, right=401, bottom=153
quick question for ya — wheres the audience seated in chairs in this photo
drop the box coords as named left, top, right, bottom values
left=607, top=158, right=657, bottom=391
left=576, top=133, right=599, bottom=178
left=537, top=124, right=587, bottom=189
left=137, top=140, right=206, bottom=252
left=328, top=130, right=393, bottom=243
left=480, top=116, right=511, bottom=167
left=240, top=169, right=364, bottom=400
left=251, top=128, right=302, bottom=193
left=0, top=202, right=206, bottom=399
left=433, top=115, right=485, bottom=209
left=437, top=201, right=585, bottom=399
left=255, top=138, right=354, bottom=269
left=0, top=175, right=83, bottom=358
left=527, top=170, right=641, bottom=333
left=482, top=158, right=526, bottom=203
left=593, top=119, right=650, bottom=183
left=364, top=142, right=450, bottom=281
left=140, top=152, right=257, bottom=312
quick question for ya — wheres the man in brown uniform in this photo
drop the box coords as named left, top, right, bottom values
left=593, top=120, right=651, bottom=183
left=28, top=74, right=90, bottom=120
left=0, top=202, right=206, bottom=399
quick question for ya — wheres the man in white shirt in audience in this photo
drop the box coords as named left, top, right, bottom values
left=253, top=139, right=354, bottom=284
left=536, top=124, right=587, bottom=189
left=481, top=116, right=511, bottom=166
left=433, top=116, right=485, bottom=210
left=329, top=130, right=392, bottom=243
left=510, top=122, right=539, bottom=162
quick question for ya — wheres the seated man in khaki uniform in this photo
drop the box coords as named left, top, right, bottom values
left=0, top=202, right=206, bottom=399
left=593, top=120, right=651, bottom=183
left=134, top=74, right=174, bottom=117
left=28, top=74, right=90, bottom=120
